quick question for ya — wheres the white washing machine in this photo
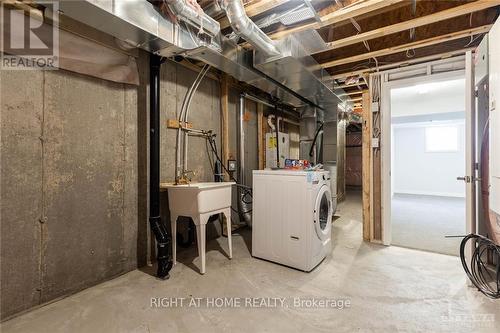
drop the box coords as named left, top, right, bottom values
left=252, top=169, right=333, bottom=271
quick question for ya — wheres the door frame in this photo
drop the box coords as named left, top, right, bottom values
left=379, top=62, right=469, bottom=245
left=464, top=51, right=477, bottom=259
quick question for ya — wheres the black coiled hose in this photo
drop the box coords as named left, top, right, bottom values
left=460, top=234, right=500, bottom=299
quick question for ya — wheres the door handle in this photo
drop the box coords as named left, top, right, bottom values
left=457, top=176, right=472, bottom=183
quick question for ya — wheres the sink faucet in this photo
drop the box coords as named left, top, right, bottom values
left=176, top=170, right=196, bottom=184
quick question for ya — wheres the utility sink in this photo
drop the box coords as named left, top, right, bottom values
left=160, top=181, right=235, bottom=274
left=160, top=182, right=235, bottom=215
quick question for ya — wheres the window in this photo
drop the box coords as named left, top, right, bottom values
left=425, top=125, right=459, bottom=152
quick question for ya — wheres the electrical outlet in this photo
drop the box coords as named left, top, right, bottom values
left=227, top=159, right=237, bottom=172
left=371, top=102, right=379, bottom=112
left=371, top=137, right=379, bottom=148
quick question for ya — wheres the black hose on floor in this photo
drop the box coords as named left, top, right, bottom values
left=460, top=234, right=500, bottom=299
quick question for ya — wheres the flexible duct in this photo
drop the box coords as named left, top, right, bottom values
left=165, top=0, right=221, bottom=36
left=237, top=94, right=252, bottom=225
left=222, top=0, right=280, bottom=57
left=267, top=114, right=276, bottom=131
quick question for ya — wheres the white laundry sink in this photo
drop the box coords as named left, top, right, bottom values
left=161, top=181, right=235, bottom=274
left=161, top=182, right=235, bottom=215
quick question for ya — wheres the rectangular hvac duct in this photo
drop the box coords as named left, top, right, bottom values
left=254, top=33, right=346, bottom=119
left=59, top=0, right=307, bottom=108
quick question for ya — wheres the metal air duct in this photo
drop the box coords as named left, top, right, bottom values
left=165, top=0, right=220, bottom=36
left=59, top=0, right=349, bottom=112
left=221, top=0, right=280, bottom=57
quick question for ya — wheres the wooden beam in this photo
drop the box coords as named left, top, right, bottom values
left=219, top=0, right=288, bottom=29
left=340, top=90, right=367, bottom=97
left=221, top=74, right=230, bottom=181
left=3, top=0, right=43, bottom=20
left=257, top=103, right=264, bottom=170
left=320, top=0, right=405, bottom=28
left=329, top=48, right=472, bottom=80
left=321, top=24, right=491, bottom=68
left=323, top=0, right=500, bottom=51
left=177, top=59, right=220, bottom=81
left=362, top=91, right=371, bottom=241
left=269, top=0, right=406, bottom=40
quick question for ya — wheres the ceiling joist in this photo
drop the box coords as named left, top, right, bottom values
left=268, top=0, right=406, bottom=40
left=329, top=49, right=473, bottom=81
left=340, top=90, right=367, bottom=97
left=322, top=0, right=500, bottom=52
left=321, top=24, right=492, bottom=68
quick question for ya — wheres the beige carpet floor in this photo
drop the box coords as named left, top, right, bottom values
left=391, top=194, right=466, bottom=256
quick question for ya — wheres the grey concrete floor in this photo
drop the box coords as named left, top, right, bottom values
left=391, top=194, right=466, bottom=256
left=2, top=191, right=499, bottom=333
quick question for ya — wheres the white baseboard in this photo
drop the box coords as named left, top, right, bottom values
left=393, top=190, right=465, bottom=198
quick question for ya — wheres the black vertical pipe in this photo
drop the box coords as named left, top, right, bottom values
left=275, top=106, right=280, bottom=168
left=149, top=54, right=173, bottom=279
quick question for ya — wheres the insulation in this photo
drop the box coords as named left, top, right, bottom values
left=0, top=9, right=139, bottom=85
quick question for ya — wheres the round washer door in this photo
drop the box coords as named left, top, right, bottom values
left=313, top=185, right=332, bottom=241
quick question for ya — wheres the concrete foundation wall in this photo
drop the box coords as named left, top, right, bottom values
left=0, top=65, right=144, bottom=319
left=0, top=53, right=250, bottom=319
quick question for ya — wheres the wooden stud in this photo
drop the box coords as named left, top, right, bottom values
left=370, top=78, right=382, bottom=241
left=321, top=24, right=492, bottom=68
left=322, top=0, right=500, bottom=51
left=361, top=91, right=372, bottom=241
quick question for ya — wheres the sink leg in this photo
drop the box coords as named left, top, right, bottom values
left=224, top=208, right=232, bottom=259
left=171, top=215, right=178, bottom=265
left=195, top=220, right=206, bottom=274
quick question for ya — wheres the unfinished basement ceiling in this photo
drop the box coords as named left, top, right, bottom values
left=206, top=0, right=499, bottom=106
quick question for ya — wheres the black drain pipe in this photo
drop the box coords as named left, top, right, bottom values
left=149, top=54, right=173, bottom=279
left=274, top=105, right=280, bottom=168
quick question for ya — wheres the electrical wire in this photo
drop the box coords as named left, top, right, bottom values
left=460, top=234, right=500, bottom=299
left=465, top=34, right=483, bottom=47
left=309, top=122, right=324, bottom=158
left=206, top=135, right=253, bottom=203
left=406, top=48, right=415, bottom=58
